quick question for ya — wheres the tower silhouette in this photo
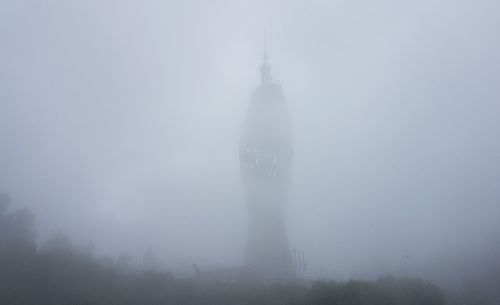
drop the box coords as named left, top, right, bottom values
left=239, top=39, right=295, bottom=280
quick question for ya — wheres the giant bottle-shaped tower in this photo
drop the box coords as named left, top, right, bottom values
left=239, top=44, right=295, bottom=280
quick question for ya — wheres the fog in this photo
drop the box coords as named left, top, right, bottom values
left=1, top=0, right=499, bottom=290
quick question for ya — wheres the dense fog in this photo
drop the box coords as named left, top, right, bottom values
left=1, top=0, right=499, bottom=300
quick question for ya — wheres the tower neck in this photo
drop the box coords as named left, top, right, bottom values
left=260, top=62, right=272, bottom=85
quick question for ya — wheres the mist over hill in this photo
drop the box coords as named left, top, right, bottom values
left=1, top=0, right=500, bottom=304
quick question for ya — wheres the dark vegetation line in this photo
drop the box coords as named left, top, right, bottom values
left=0, top=203, right=474, bottom=305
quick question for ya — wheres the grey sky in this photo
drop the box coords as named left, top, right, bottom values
left=1, top=0, right=499, bottom=285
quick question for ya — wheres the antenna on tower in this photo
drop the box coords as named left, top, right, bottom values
left=260, top=29, right=272, bottom=85
left=263, top=29, right=268, bottom=64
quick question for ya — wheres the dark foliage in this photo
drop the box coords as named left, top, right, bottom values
left=0, top=204, right=448, bottom=305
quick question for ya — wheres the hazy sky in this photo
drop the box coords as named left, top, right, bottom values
left=1, top=0, right=499, bottom=284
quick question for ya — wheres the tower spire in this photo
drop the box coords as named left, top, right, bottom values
left=260, top=30, right=272, bottom=85
left=264, top=30, right=268, bottom=65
